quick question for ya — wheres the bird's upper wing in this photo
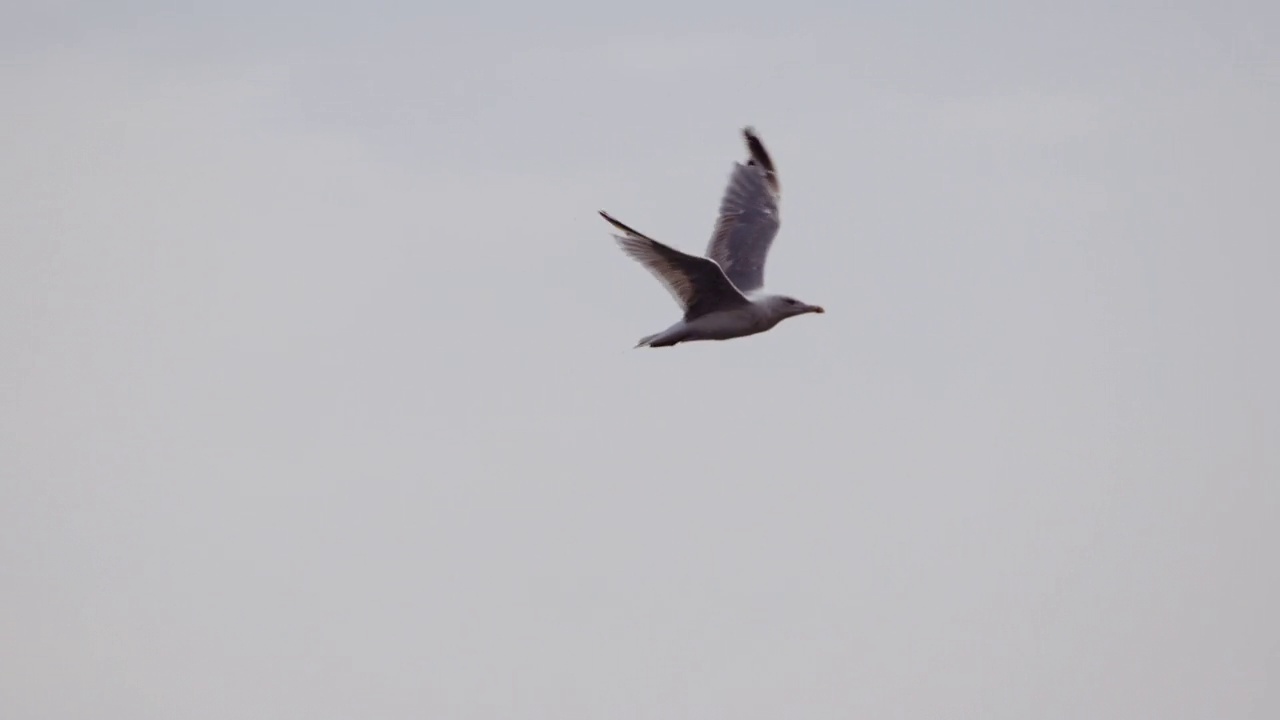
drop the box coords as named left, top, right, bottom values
left=704, top=127, right=782, bottom=294
left=600, top=211, right=749, bottom=320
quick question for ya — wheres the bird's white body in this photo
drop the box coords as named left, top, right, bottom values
left=636, top=294, right=808, bottom=347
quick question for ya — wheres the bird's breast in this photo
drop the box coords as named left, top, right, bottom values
left=686, top=306, right=768, bottom=340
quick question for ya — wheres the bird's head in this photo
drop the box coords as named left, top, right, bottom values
left=763, top=294, right=825, bottom=320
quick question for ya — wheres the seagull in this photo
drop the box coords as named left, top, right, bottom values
left=600, top=126, right=824, bottom=348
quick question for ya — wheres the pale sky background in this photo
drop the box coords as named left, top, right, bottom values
left=3, top=2, right=1278, bottom=718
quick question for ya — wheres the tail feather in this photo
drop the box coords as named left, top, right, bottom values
left=636, top=331, right=685, bottom=348
left=635, top=332, right=660, bottom=348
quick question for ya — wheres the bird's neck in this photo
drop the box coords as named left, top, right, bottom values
left=747, top=295, right=788, bottom=326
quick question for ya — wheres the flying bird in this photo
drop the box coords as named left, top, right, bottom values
left=600, top=127, right=824, bottom=348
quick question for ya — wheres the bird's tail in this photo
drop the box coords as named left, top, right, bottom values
left=635, top=330, right=684, bottom=348
left=634, top=332, right=660, bottom=348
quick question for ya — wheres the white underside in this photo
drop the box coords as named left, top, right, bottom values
left=683, top=305, right=773, bottom=340
left=640, top=298, right=783, bottom=346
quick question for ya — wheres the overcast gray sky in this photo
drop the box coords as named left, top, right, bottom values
left=3, top=2, right=1278, bottom=718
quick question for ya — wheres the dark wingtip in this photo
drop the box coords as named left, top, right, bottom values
left=598, top=209, right=647, bottom=239
left=741, top=126, right=779, bottom=192
left=599, top=209, right=624, bottom=230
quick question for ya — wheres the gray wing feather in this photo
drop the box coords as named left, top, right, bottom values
left=705, top=127, right=781, bottom=294
left=600, top=211, right=749, bottom=320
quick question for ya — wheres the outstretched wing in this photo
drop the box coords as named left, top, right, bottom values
left=600, top=211, right=749, bottom=320
left=704, top=127, right=782, bottom=294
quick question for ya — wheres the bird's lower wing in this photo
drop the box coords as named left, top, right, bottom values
left=600, top=210, right=748, bottom=319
